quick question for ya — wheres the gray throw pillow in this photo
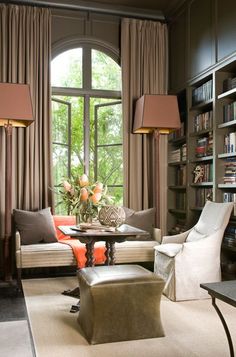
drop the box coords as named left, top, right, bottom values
left=13, top=207, right=57, bottom=245
left=123, top=207, right=156, bottom=241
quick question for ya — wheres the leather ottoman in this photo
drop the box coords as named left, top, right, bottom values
left=77, top=264, right=165, bottom=344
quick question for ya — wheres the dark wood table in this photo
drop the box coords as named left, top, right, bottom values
left=58, top=223, right=148, bottom=312
left=58, top=223, right=148, bottom=267
left=200, top=280, right=236, bottom=357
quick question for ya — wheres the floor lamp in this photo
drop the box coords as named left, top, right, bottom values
left=0, top=83, right=34, bottom=280
left=133, top=94, right=181, bottom=227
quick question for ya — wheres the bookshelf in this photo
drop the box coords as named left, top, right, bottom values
left=167, top=90, right=187, bottom=235
left=168, top=59, right=236, bottom=278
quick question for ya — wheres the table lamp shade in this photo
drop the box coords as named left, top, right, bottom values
left=133, top=94, right=181, bottom=134
left=0, top=83, right=34, bottom=127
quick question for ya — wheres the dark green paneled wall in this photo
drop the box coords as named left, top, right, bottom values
left=169, top=0, right=236, bottom=91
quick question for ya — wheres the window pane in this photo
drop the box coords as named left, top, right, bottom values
left=52, top=95, right=84, bottom=179
left=97, top=146, right=123, bottom=186
left=70, top=96, right=84, bottom=179
left=107, top=186, right=123, bottom=206
left=52, top=100, right=69, bottom=144
left=53, top=144, right=69, bottom=186
left=97, top=103, right=122, bottom=145
left=92, top=49, right=121, bottom=90
left=51, top=48, right=82, bottom=88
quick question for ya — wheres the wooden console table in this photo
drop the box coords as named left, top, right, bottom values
left=200, top=281, right=236, bottom=357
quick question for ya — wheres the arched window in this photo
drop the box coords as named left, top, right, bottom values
left=51, top=44, right=122, bottom=213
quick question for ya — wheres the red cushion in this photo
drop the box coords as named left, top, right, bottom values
left=53, top=215, right=76, bottom=240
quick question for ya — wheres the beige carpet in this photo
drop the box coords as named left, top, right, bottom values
left=22, top=276, right=236, bottom=357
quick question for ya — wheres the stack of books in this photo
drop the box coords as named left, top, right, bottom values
left=181, top=143, right=187, bottom=161
left=195, top=133, right=213, bottom=157
left=224, top=161, right=236, bottom=183
left=74, top=222, right=116, bottom=232
left=169, top=148, right=181, bottom=162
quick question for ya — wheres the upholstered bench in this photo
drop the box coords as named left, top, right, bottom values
left=15, top=209, right=161, bottom=282
left=77, top=264, right=165, bottom=344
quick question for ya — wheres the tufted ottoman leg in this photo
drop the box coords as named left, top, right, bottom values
left=77, top=264, right=165, bottom=344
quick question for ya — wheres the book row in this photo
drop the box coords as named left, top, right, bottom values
left=192, top=79, right=213, bottom=106
left=195, top=133, right=213, bottom=158
left=169, top=144, right=187, bottom=163
left=195, top=188, right=213, bottom=207
left=169, top=122, right=185, bottom=140
left=224, top=132, right=236, bottom=153
left=223, top=192, right=236, bottom=215
left=193, top=110, right=213, bottom=133
left=175, top=165, right=187, bottom=186
left=223, top=101, right=236, bottom=123
left=223, top=77, right=236, bottom=92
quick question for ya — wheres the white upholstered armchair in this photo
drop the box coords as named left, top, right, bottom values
left=154, top=201, right=233, bottom=301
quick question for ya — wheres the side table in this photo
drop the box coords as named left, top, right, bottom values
left=200, top=280, right=236, bottom=357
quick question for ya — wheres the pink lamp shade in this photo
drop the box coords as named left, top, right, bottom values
left=133, top=94, right=181, bottom=134
left=0, top=83, right=34, bottom=127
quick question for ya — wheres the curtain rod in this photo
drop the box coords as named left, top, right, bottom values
left=5, top=0, right=165, bottom=21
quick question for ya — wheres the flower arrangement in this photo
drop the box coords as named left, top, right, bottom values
left=57, top=174, right=113, bottom=223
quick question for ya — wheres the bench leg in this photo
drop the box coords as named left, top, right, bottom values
left=16, top=268, right=22, bottom=292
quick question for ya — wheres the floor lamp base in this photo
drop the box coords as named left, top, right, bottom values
left=4, top=123, right=13, bottom=281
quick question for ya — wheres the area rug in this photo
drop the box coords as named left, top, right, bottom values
left=22, top=277, right=236, bottom=357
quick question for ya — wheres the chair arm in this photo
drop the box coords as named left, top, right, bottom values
left=15, top=231, right=21, bottom=251
left=161, top=228, right=192, bottom=244
left=153, top=228, right=162, bottom=243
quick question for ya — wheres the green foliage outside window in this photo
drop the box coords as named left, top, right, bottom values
left=51, top=47, right=123, bottom=214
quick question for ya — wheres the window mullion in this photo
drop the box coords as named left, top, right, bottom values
left=83, top=46, right=91, bottom=90
left=84, top=95, right=90, bottom=176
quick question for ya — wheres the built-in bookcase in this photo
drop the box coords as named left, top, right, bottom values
left=167, top=90, right=188, bottom=235
left=167, top=58, right=236, bottom=278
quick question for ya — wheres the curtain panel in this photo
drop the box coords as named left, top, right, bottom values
left=0, top=4, right=52, bottom=239
left=121, top=18, right=168, bottom=232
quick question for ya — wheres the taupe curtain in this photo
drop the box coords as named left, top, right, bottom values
left=0, top=4, right=52, bottom=239
left=121, top=18, right=168, bottom=232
